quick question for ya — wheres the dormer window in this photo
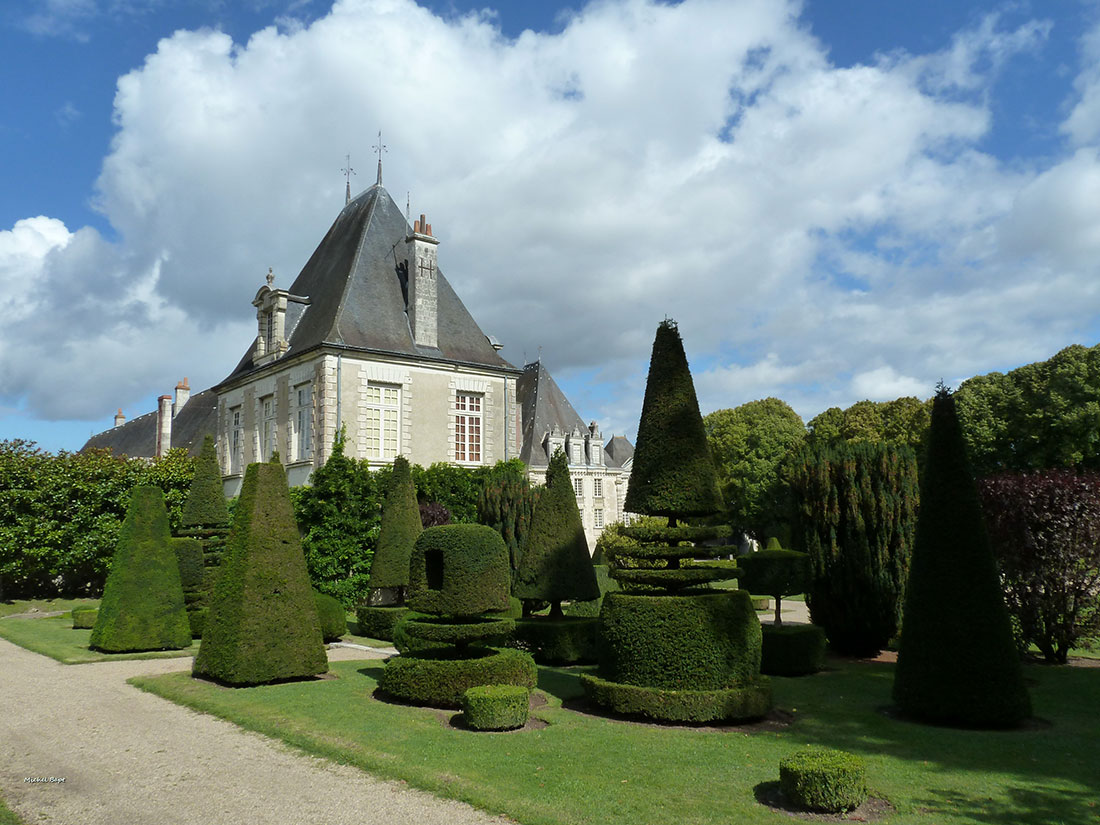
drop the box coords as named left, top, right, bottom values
left=252, top=269, right=309, bottom=367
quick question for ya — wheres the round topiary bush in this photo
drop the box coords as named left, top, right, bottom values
left=313, top=590, right=347, bottom=642
left=462, top=684, right=530, bottom=731
left=512, top=616, right=600, bottom=665
left=760, top=624, right=827, bottom=676
left=378, top=647, right=537, bottom=708
left=779, top=748, right=868, bottom=813
left=72, top=607, right=98, bottom=629
left=355, top=605, right=410, bottom=641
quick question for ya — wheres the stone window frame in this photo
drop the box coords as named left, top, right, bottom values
left=230, top=406, right=243, bottom=475
left=293, top=383, right=313, bottom=462
left=364, top=383, right=401, bottom=460
left=454, top=392, right=483, bottom=463
left=260, top=395, right=277, bottom=461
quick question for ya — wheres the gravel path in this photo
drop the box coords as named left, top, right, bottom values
left=0, top=637, right=513, bottom=825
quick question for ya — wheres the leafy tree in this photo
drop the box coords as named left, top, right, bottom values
left=789, top=440, right=917, bottom=655
left=979, top=469, right=1100, bottom=663
left=477, top=458, right=539, bottom=572
left=704, top=398, right=805, bottom=539
left=368, top=456, right=423, bottom=602
left=411, top=462, right=492, bottom=524
left=806, top=407, right=844, bottom=448
left=892, top=387, right=1030, bottom=727
left=839, top=400, right=884, bottom=443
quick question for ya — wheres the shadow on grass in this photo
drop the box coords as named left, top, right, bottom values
left=917, top=785, right=1100, bottom=825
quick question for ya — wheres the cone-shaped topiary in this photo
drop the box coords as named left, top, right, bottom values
left=514, top=449, right=600, bottom=618
left=368, top=456, right=422, bottom=597
left=181, top=435, right=230, bottom=528
left=624, top=319, right=722, bottom=518
left=193, top=462, right=327, bottom=685
left=90, top=486, right=192, bottom=652
left=892, top=386, right=1030, bottom=727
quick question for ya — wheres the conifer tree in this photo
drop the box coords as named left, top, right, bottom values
left=90, top=486, right=191, bottom=652
left=367, top=455, right=422, bottom=603
left=477, top=459, right=538, bottom=572
left=514, top=449, right=599, bottom=618
left=892, top=387, right=1030, bottom=727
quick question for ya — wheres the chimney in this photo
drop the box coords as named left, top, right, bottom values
left=406, top=213, right=440, bottom=349
left=114, top=408, right=126, bottom=428
left=173, top=377, right=191, bottom=417
left=156, top=395, right=172, bottom=458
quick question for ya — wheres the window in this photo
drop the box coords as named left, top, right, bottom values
left=264, top=311, right=275, bottom=351
left=593, top=477, right=603, bottom=498
left=455, top=393, right=482, bottom=463
left=230, top=407, right=242, bottom=474
left=573, top=476, right=583, bottom=498
left=594, top=508, right=604, bottom=529
left=261, top=396, right=276, bottom=460
left=294, top=384, right=313, bottom=461
left=366, top=384, right=400, bottom=460
left=591, top=443, right=602, bottom=466
left=571, top=441, right=583, bottom=465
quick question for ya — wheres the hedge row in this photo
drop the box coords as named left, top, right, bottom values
left=462, top=685, right=529, bottom=731
left=579, top=672, right=771, bottom=723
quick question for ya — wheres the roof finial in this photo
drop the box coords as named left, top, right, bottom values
left=266, top=267, right=274, bottom=286
left=341, top=154, right=356, bottom=205
left=372, top=130, right=387, bottom=186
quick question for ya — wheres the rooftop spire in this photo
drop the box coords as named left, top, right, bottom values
left=372, top=130, right=387, bottom=186
left=341, top=154, right=356, bottom=205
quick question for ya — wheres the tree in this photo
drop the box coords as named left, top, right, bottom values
left=704, top=399, right=806, bottom=539
left=979, top=469, right=1100, bottom=663
left=368, top=456, right=423, bottom=603
left=892, top=387, right=1030, bottom=727
left=513, top=449, right=599, bottom=618
left=738, top=542, right=811, bottom=626
left=789, top=440, right=917, bottom=655
left=180, top=435, right=229, bottom=528
left=806, top=407, right=844, bottom=449
left=477, top=458, right=538, bottom=572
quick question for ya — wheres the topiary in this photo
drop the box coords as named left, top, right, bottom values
left=193, top=462, right=327, bottom=686
left=779, top=748, right=868, bottom=813
left=513, top=449, right=599, bottom=618
left=759, top=624, right=826, bottom=676
left=407, top=524, right=512, bottom=617
left=354, top=604, right=410, bottom=641
left=90, top=486, right=192, bottom=652
left=313, top=589, right=347, bottom=642
left=511, top=616, right=600, bottom=664
left=462, top=684, right=529, bottom=731
left=379, top=647, right=537, bottom=708
left=181, top=435, right=229, bottom=528
left=565, top=564, right=620, bottom=618
left=72, top=606, right=98, bottom=629
left=892, top=387, right=1031, bottom=727
left=177, top=435, right=231, bottom=634
left=368, top=456, right=423, bottom=602
left=738, top=543, right=810, bottom=626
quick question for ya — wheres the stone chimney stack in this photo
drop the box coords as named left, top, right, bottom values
left=406, top=213, right=439, bottom=349
left=156, top=395, right=172, bottom=458
left=114, top=408, right=126, bottom=428
left=173, top=377, right=190, bottom=417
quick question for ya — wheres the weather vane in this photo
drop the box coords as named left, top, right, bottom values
left=342, top=154, right=356, bottom=205
left=373, top=130, right=387, bottom=186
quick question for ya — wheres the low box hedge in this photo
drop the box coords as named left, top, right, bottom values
left=72, top=607, right=98, bottom=629
left=355, top=605, right=411, bottom=641
left=378, top=646, right=537, bottom=708
left=579, top=672, right=772, bottom=723
left=779, top=747, right=868, bottom=812
left=462, top=684, right=529, bottom=731
left=760, top=624, right=826, bottom=676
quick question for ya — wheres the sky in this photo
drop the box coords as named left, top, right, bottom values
left=2, top=0, right=1100, bottom=453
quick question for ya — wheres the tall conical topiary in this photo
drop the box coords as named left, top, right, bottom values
left=624, top=318, right=722, bottom=519
left=176, top=434, right=230, bottom=637
left=193, top=462, right=327, bottom=685
left=514, top=449, right=600, bottom=619
left=892, top=386, right=1030, bottom=727
left=367, top=456, right=423, bottom=603
left=90, top=486, right=192, bottom=652
left=181, top=435, right=229, bottom=528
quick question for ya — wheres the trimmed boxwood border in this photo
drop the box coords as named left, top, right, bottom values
left=779, top=747, right=868, bottom=812
left=462, top=684, right=530, bottom=731
left=72, top=607, right=98, bottom=629
left=379, top=647, right=537, bottom=708
left=579, top=672, right=772, bottom=723
left=402, top=616, right=516, bottom=646
left=355, top=605, right=410, bottom=641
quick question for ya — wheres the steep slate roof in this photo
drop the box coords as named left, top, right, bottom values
left=82, top=390, right=218, bottom=458
left=221, top=183, right=516, bottom=385
left=604, top=435, right=635, bottom=469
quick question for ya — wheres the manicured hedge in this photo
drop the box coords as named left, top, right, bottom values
left=598, top=591, right=761, bottom=690
left=738, top=548, right=810, bottom=625
left=511, top=616, right=599, bottom=665
left=760, top=624, right=826, bottom=676
left=188, top=607, right=208, bottom=639
left=378, top=647, right=537, bottom=708
left=369, top=456, right=422, bottom=591
left=180, top=435, right=229, bottom=528
left=779, top=748, right=868, bottom=812
left=174, top=537, right=204, bottom=591
left=407, top=525, right=511, bottom=617
left=71, top=606, right=98, bottom=629
left=565, top=565, right=620, bottom=618
left=355, top=605, right=410, bottom=641
left=313, top=589, right=347, bottom=642
left=402, top=616, right=516, bottom=646
left=462, top=684, right=530, bottom=731
left=579, top=672, right=771, bottom=723
left=611, top=567, right=738, bottom=590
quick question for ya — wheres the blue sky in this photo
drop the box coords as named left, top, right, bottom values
left=2, top=0, right=1099, bottom=452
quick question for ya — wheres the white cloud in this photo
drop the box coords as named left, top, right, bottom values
left=2, top=0, right=1099, bottom=439
left=850, top=366, right=926, bottom=402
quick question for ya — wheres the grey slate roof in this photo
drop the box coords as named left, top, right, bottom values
left=603, top=435, right=635, bottom=469
left=82, top=389, right=218, bottom=458
left=221, top=184, right=516, bottom=385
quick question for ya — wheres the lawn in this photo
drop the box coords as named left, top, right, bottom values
left=0, top=597, right=98, bottom=619
left=0, top=793, right=25, bottom=825
left=131, top=656, right=1100, bottom=825
left=0, top=615, right=200, bottom=664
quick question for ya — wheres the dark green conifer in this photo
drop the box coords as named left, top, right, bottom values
left=514, top=449, right=599, bottom=618
left=90, top=486, right=191, bottom=652
left=892, top=387, right=1030, bottom=727
left=625, top=319, right=722, bottom=519
left=181, top=435, right=229, bottom=528
left=176, top=434, right=230, bottom=636
left=477, top=459, right=538, bottom=572
left=367, top=456, right=423, bottom=600
left=193, top=462, right=327, bottom=685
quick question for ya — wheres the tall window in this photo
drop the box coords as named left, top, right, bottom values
left=594, top=508, right=604, bottom=529
left=264, top=311, right=275, bottom=351
left=455, top=393, right=482, bottom=463
left=573, top=476, right=583, bottom=498
left=261, top=396, right=276, bottom=460
left=366, top=384, right=400, bottom=459
left=593, top=477, right=603, bottom=498
left=571, top=441, right=583, bottom=465
left=294, top=384, right=313, bottom=461
left=230, top=407, right=242, bottom=474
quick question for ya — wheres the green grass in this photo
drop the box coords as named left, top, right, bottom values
left=0, top=793, right=25, bottom=825
left=0, top=597, right=98, bottom=618
left=131, top=658, right=1100, bottom=825
left=0, top=616, right=199, bottom=664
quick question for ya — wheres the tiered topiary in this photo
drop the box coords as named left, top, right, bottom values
left=779, top=748, right=868, bottom=813
left=892, top=386, right=1031, bottom=727
left=193, top=462, right=327, bottom=686
left=90, top=486, right=192, bottom=652
left=359, top=456, right=421, bottom=638
left=313, top=589, right=347, bottom=642
left=739, top=539, right=825, bottom=676
left=462, top=684, right=530, bottom=731
left=378, top=524, right=537, bottom=708
left=176, top=435, right=231, bottom=637
left=512, top=449, right=601, bottom=663
left=580, top=319, right=771, bottom=723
